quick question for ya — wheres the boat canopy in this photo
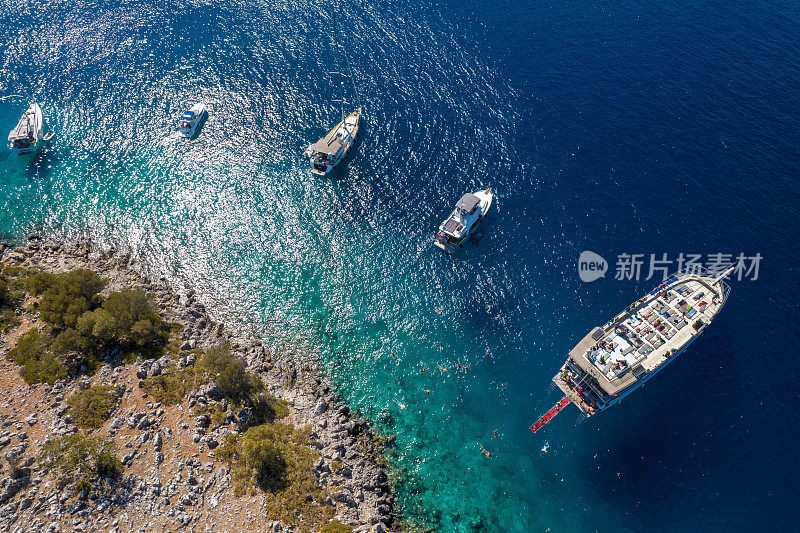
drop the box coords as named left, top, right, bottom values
left=311, top=138, right=343, bottom=155
left=181, top=111, right=195, bottom=120
left=8, top=123, right=32, bottom=142
left=457, top=193, right=480, bottom=215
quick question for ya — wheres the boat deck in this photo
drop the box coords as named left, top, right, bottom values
left=555, top=272, right=729, bottom=410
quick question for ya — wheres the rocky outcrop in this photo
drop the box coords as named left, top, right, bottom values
left=0, top=235, right=398, bottom=532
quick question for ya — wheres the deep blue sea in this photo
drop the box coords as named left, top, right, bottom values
left=1, top=0, right=799, bottom=531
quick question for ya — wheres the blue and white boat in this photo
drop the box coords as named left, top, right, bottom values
left=531, top=266, right=733, bottom=431
left=177, top=103, right=206, bottom=138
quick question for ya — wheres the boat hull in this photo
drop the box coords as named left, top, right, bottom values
left=308, top=109, right=361, bottom=175
left=434, top=189, right=494, bottom=251
left=8, top=103, right=43, bottom=155
left=177, top=103, right=207, bottom=138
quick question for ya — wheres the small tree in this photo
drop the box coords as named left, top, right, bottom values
left=38, top=270, right=105, bottom=328
left=37, top=433, right=122, bottom=491
left=199, top=344, right=263, bottom=401
left=68, top=386, right=119, bottom=429
left=24, top=271, right=57, bottom=296
left=7, top=329, right=67, bottom=384
left=51, top=328, right=92, bottom=355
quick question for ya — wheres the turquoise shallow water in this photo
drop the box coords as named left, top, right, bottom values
left=2, top=0, right=799, bottom=531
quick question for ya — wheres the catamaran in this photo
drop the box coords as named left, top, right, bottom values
left=8, top=102, right=44, bottom=154
left=304, top=108, right=361, bottom=176
left=177, top=103, right=206, bottom=138
left=434, top=189, right=494, bottom=251
left=530, top=266, right=733, bottom=433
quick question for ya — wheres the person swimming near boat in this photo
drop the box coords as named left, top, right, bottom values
left=479, top=443, right=491, bottom=458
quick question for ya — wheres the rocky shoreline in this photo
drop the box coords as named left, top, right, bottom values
left=0, top=235, right=398, bottom=532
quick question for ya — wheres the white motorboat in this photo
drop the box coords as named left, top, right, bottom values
left=434, top=188, right=494, bottom=251
left=177, top=103, right=206, bottom=138
left=304, top=108, right=361, bottom=176
left=8, top=102, right=43, bottom=154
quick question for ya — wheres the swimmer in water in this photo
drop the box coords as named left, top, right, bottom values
left=420, top=367, right=429, bottom=373
left=541, top=442, right=550, bottom=453
left=438, top=364, right=448, bottom=372
left=393, top=399, right=406, bottom=410
left=493, top=429, right=502, bottom=439
left=479, top=443, right=491, bottom=458
left=423, top=389, right=431, bottom=394
left=435, top=309, right=443, bottom=315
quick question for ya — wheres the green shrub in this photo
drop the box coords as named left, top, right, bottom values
left=141, top=365, right=199, bottom=405
left=7, top=329, right=67, bottom=384
left=320, top=521, right=353, bottom=533
left=68, top=386, right=119, bottom=429
left=102, top=289, right=163, bottom=346
left=215, top=434, right=239, bottom=464
left=51, top=328, right=92, bottom=355
left=37, top=433, right=122, bottom=491
left=198, top=344, right=263, bottom=401
left=250, top=393, right=290, bottom=425
left=0, top=308, right=19, bottom=334
left=218, top=423, right=331, bottom=528
left=38, top=269, right=105, bottom=328
left=25, top=271, right=57, bottom=296
left=0, top=279, right=9, bottom=308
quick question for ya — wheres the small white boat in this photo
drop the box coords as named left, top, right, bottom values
left=304, top=108, right=361, bottom=176
left=434, top=188, right=495, bottom=251
left=8, top=102, right=44, bottom=154
left=177, top=103, right=206, bottom=138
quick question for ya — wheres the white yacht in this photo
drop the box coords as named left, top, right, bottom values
left=530, top=266, right=733, bottom=433
left=8, top=102, right=43, bottom=154
left=177, top=103, right=206, bottom=138
left=434, top=189, right=494, bottom=251
left=304, top=108, right=361, bottom=176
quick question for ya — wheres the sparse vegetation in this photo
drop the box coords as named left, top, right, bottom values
left=143, top=343, right=284, bottom=416
left=37, top=433, right=122, bottom=491
left=141, top=365, right=200, bottom=405
left=68, top=385, right=119, bottom=429
left=320, top=521, right=353, bottom=533
left=2, top=267, right=170, bottom=382
left=216, top=423, right=333, bottom=529
left=37, top=269, right=105, bottom=328
left=7, top=329, right=67, bottom=384
left=198, top=343, right=264, bottom=400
